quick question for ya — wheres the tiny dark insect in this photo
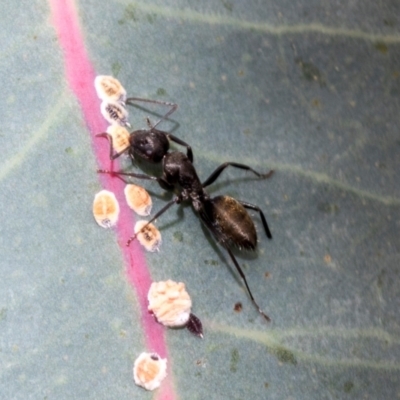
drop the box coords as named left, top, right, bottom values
left=186, top=313, right=203, bottom=338
left=234, top=302, right=243, bottom=313
left=98, top=105, right=274, bottom=321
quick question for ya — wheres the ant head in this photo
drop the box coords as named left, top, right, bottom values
left=130, top=129, right=170, bottom=163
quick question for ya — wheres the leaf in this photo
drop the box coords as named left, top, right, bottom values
left=1, top=0, right=399, bottom=399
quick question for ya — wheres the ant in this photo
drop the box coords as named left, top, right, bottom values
left=98, top=120, right=274, bottom=321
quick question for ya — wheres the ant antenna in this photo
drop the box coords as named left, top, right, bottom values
left=125, top=97, right=178, bottom=130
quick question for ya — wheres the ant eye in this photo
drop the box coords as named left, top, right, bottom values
left=134, top=220, right=162, bottom=252
left=101, top=101, right=130, bottom=127
left=92, top=190, right=120, bottom=228
left=147, top=280, right=192, bottom=327
left=124, top=184, right=152, bottom=216
left=94, top=75, right=126, bottom=103
left=133, top=352, right=167, bottom=391
left=106, top=125, right=130, bottom=153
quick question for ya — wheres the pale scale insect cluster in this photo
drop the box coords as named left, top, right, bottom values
left=134, top=220, right=162, bottom=252
left=92, top=190, right=120, bottom=228
left=148, top=280, right=192, bottom=327
left=133, top=352, right=167, bottom=391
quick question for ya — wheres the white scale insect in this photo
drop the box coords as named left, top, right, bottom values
left=147, top=280, right=192, bottom=327
left=133, top=352, right=167, bottom=391
left=92, top=190, right=120, bottom=228
left=95, top=75, right=130, bottom=127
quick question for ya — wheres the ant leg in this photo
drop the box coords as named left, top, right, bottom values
left=125, top=97, right=178, bottom=129
left=98, top=169, right=158, bottom=183
left=226, top=248, right=271, bottom=322
left=166, top=133, right=193, bottom=162
left=96, top=133, right=128, bottom=160
left=202, top=162, right=274, bottom=188
left=97, top=169, right=174, bottom=191
left=127, top=196, right=182, bottom=246
left=240, top=201, right=272, bottom=239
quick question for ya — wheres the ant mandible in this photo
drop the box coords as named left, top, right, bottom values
left=98, top=118, right=274, bottom=321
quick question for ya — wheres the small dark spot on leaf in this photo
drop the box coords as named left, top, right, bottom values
left=0, top=308, right=7, bottom=321
left=264, top=382, right=269, bottom=389
left=118, top=4, right=138, bottom=25
left=312, top=98, right=322, bottom=107
left=238, top=69, right=245, bottom=76
left=296, top=58, right=322, bottom=83
left=230, top=348, right=239, bottom=372
left=234, top=302, right=242, bottom=312
left=146, top=13, right=157, bottom=23
left=156, top=88, right=167, bottom=96
left=243, top=128, right=251, bottom=135
left=318, top=203, right=340, bottom=214
left=221, top=0, right=233, bottom=12
left=271, top=346, right=297, bottom=365
left=204, top=259, right=219, bottom=266
left=390, top=84, right=400, bottom=96
left=173, top=231, right=183, bottom=242
left=343, top=381, right=354, bottom=393
left=376, top=269, right=386, bottom=289
left=374, top=41, right=388, bottom=54
left=375, top=161, right=386, bottom=169
left=65, top=147, right=73, bottom=154
left=383, top=18, right=396, bottom=27
left=111, top=62, right=122, bottom=76
left=264, top=271, right=271, bottom=279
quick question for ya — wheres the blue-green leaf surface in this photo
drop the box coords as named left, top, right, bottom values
left=1, top=1, right=399, bottom=399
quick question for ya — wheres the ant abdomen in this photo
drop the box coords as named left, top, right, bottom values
left=200, top=195, right=257, bottom=250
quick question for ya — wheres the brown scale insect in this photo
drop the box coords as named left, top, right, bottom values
left=92, top=190, right=120, bottom=228
left=94, top=75, right=127, bottom=103
left=134, top=220, right=161, bottom=252
left=124, top=184, right=152, bottom=216
left=133, top=352, right=167, bottom=391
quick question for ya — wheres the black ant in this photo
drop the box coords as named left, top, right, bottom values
left=98, top=124, right=274, bottom=321
left=96, top=97, right=193, bottom=164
